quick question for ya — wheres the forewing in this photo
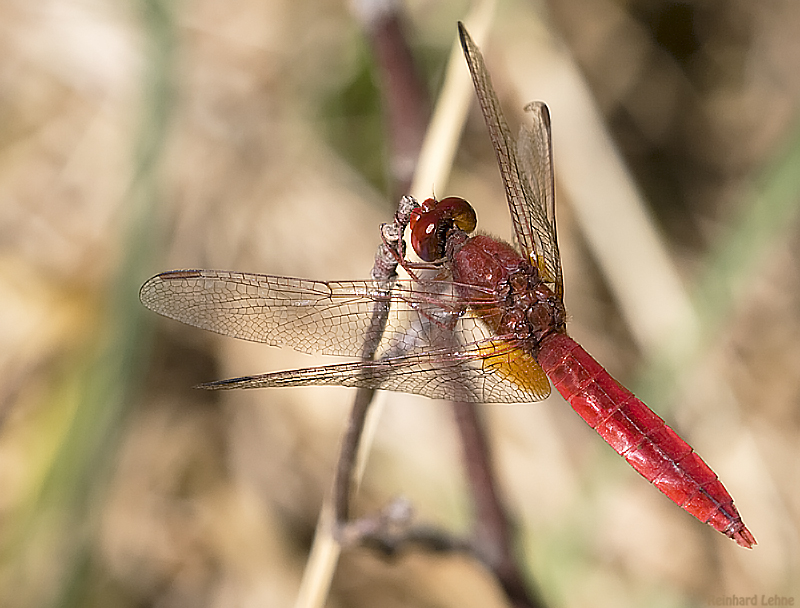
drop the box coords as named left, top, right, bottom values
left=141, top=269, right=459, bottom=357
left=457, top=23, right=562, bottom=296
left=141, top=269, right=488, bottom=359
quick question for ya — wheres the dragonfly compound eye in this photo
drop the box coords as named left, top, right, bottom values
left=410, top=196, right=477, bottom=262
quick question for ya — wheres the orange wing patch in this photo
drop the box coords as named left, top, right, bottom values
left=477, top=340, right=551, bottom=401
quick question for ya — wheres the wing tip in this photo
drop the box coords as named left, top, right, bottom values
left=523, top=101, right=551, bottom=128
left=195, top=378, right=239, bottom=391
left=457, top=21, right=470, bottom=53
left=139, top=269, right=205, bottom=306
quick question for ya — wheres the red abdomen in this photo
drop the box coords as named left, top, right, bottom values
left=537, top=332, right=755, bottom=548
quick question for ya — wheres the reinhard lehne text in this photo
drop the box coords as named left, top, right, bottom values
left=708, top=596, right=794, bottom=606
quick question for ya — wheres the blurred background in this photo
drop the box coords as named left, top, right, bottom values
left=1, top=0, right=798, bottom=606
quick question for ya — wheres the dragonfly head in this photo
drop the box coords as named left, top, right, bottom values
left=409, top=196, right=477, bottom=262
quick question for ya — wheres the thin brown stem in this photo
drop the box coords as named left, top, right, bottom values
left=357, top=3, right=430, bottom=199
left=332, top=196, right=419, bottom=526
left=452, top=402, right=545, bottom=608
left=333, top=389, right=374, bottom=523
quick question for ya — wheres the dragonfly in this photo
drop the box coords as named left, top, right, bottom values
left=140, top=23, right=755, bottom=548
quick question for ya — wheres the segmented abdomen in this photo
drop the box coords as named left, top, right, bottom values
left=537, top=332, right=755, bottom=548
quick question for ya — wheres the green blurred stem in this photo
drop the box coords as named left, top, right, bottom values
left=27, top=2, right=176, bottom=607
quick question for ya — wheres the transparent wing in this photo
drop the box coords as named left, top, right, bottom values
left=457, top=23, right=563, bottom=297
left=142, top=269, right=469, bottom=358
left=201, top=341, right=551, bottom=404
left=140, top=269, right=551, bottom=403
left=516, top=102, right=562, bottom=296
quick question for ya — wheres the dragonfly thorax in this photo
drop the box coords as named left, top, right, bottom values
left=451, top=234, right=566, bottom=348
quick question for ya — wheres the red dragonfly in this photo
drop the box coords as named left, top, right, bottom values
left=140, top=23, right=755, bottom=548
